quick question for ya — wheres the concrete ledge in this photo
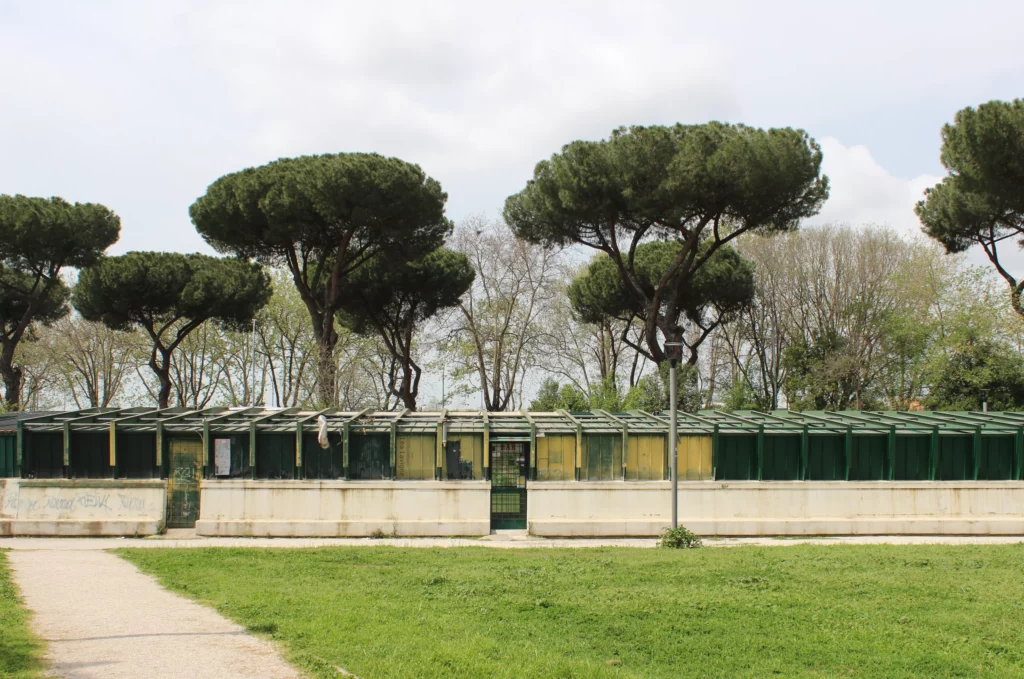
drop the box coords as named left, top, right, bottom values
left=0, top=478, right=167, bottom=536
left=196, top=519, right=491, bottom=538
left=529, top=518, right=1024, bottom=537
left=532, top=480, right=1024, bottom=490
left=201, top=480, right=491, bottom=490
left=0, top=519, right=163, bottom=537
left=197, top=479, right=492, bottom=538
left=528, top=480, right=1024, bottom=537
left=19, top=479, right=166, bottom=488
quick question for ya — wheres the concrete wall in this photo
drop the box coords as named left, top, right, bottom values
left=195, top=480, right=492, bottom=537
left=527, top=481, right=1024, bottom=536
left=0, top=478, right=166, bottom=536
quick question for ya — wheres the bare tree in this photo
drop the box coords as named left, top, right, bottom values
left=536, top=263, right=648, bottom=395
left=725, top=225, right=940, bottom=409
left=133, top=321, right=227, bottom=410
left=12, top=327, right=62, bottom=411
left=50, top=315, right=139, bottom=408
left=442, top=216, right=561, bottom=411
left=254, top=270, right=318, bottom=408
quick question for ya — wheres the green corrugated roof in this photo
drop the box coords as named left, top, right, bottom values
left=14, top=407, right=1024, bottom=435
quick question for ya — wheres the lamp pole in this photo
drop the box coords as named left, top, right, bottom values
left=665, top=341, right=682, bottom=530
left=251, top=318, right=257, bottom=407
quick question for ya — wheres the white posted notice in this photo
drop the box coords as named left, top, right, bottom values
left=214, top=438, right=232, bottom=476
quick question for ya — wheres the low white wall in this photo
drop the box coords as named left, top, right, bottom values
left=195, top=480, right=492, bottom=537
left=527, top=481, right=1024, bottom=536
left=0, top=478, right=166, bottom=537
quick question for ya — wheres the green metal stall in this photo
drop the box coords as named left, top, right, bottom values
left=0, top=407, right=1021, bottom=484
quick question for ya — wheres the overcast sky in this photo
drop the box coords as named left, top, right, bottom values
left=2, top=0, right=1023, bottom=260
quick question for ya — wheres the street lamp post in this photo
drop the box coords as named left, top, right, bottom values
left=665, top=341, right=683, bottom=530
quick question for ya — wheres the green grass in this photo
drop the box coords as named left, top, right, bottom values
left=0, top=551, right=44, bottom=679
left=120, top=545, right=1024, bottom=679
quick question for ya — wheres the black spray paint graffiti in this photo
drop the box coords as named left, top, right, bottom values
left=42, top=493, right=112, bottom=511
left=2, top=487, right=156, bottom=517
left=117, top=494, right=147, bottom=512
left=1, top=491, right=18, bottom=512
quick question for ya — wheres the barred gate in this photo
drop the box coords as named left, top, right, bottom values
left=490, top=441, right=527, bottom=529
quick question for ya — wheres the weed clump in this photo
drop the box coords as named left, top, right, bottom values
left=659, top=525, right=703, bottom=549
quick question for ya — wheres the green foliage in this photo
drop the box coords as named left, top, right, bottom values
left=623, top=373, right=667, bottom=411
left=666, top=362, right=704, bottom=413
left=721, top=378, right=766, bottom=411
left=505, top=122, right=827, bottom=361
left=0, top=194, right=120, bottom=271
left=934, top=99, right=1024, bottom=215
left=782, top=330, right=877, bottom=410
left=0, top=269, right=70, bottom=332
left=190, top=152, right=452, bottom=405
left=190, top=153, right=450, bottom=266
left=74, top=252, right=271, bottom=332
left=923, top=336, right=1024, bottom=411
left=530, top=378, right=590, bottom=411
left=587, top=375, right=623, bottom=411
left=659, top=525, right=703, bottom=549
left=505, top=123, right=829, bottom=249
left=917, top=99, right=1024, bottom=317
left=0, top=194, right=120, bottom=406
left=340, top=249, right=473, bottom=334
left=338, top=248, right=474, bottom=409
left=74, top=252, right=271, bottom=407
left=123, top=544, right=1024, bottom=679
left=568, top=242, right=755, bottom=328
left=0, top=552, right=45, bottom=678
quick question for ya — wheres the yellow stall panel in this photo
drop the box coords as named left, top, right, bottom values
left=396, top=434, right=436, bottom=479
left=679, top=435, right=713, bottom=480
left=442, top=433, right=484, bottom=480
left=627, top=434, right=665, bottom=480
left=536, top=434, right=576, bottom=481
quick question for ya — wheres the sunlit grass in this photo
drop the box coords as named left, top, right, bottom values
left=121, top=544, right=1024, bottom=678
left=0, top=551, right=44, bottom=679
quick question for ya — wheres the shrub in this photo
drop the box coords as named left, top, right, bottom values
left=659, top=525, right=703, bottom=549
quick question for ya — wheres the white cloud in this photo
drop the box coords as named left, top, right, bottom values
left=810, top=137, right=941, bottom=236
left=1, top=0, right=1023, bottom=262
left=808, top=138, right=1024, bottom=277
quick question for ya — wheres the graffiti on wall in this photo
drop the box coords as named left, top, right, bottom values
left=0, top=484, right=162, bottom=519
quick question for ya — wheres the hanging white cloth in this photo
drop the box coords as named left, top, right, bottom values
left=317, top=414, right=329, bottom=449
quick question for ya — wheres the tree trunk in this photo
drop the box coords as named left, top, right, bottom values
left=0, top=359, right=21, bottom=411
left=315, top=334, right=339, bottom=408
left=398, top=363, right=418, bottom=411
left=148, top=346, right=174, bottom=409
left=0, top=337, right=22, bottom=410
left=156, top=370, right=172, bottom=409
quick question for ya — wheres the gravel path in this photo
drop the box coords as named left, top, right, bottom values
left=6, top=549, right=304, bottom=679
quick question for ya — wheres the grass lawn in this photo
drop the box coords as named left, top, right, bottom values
left=0, top=551, right=44, bottom=679
left=121, top=544, right=1024, bottom=679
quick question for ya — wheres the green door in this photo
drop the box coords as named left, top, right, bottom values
left=490, top=442, right=527, bottom=529
left=168, top=438, right=203, bottom=528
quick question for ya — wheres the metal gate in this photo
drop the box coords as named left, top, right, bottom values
left=167, top=438, right=203, bottom=528
left=490, top=441, right=527, bottom=529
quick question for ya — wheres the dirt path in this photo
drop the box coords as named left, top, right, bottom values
left=6, top=549, right=303, bottom=679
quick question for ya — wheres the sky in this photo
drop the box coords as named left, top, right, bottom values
left=2, top=1, right=1023, bottom=405
left=3, top=1, right=1023, bottom=253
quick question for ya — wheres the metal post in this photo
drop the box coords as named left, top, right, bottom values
left=670, top=358, right=678, bottom=529
left=666, top=341, right=682, bottom=531
left=251, top=319, right=258, bottom=406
